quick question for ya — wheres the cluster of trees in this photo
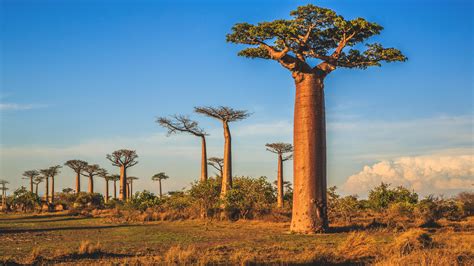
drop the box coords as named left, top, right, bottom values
left=2, top=4, right=410, bottom=234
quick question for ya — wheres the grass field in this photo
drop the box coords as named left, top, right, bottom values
left=0, top=212, right=472, bottom=265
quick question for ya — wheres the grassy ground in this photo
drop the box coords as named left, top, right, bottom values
left=0, top=212, right=472, bottom=265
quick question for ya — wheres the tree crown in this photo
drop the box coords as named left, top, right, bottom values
left=194, top=106, right=251, bottom=123
left=227, top=4, right=406, bottom=76
left=23, top=170, right=40, bottom=179
left=152, top=172, right=169, bottom=181
left=106, top=149, right=139, bottom=168
left=81, top=164, right=103, bottom=177
left=64, top=160, right=89, bottom=172
left=157, top=115, right=207, bottom=137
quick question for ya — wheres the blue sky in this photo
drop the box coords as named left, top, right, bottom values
left=1, top=0, right=472, bottom=197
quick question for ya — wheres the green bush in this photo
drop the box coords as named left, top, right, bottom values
left=12, top=186, right=41, bottom=212
left=126, top=190, right=162, bottom=211
left=189, top=178, right=221, bottom=217
left=74, top=192, right=104, bottom=209
left=368, top=183, right=418, bottom=211
left=456, top=192, right=474, bottom=216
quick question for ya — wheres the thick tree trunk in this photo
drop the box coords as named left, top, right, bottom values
left=30, top=178, right=34, bottom=193
left=51, top=177, right=55, bottom=203
left=75, top=172, right=81, bottom=194
left=119, top=166, right=127, bottom=201
left=277, top=154, right=284, bottom=208
left=201, top=136, right=208, bottom=182
left=159, top=180, right=162, bottom=198
left=221, top=121, right=232, bottom=198
left=105, top=180, right=109, bottom=203
left=35, top=184, right=39, bottom=196
left=291, top=74, right=328, bottom=234
left=88, top=176, right=94, bottom=194
left=113, top=180, right=117, bottom=199
left=45, top=177, right=49, bottom=203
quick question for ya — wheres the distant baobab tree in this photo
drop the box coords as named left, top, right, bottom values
left=0, top=180, right=9, bottom=208
left=22, top=170, right=40, bottom=193
left=33, top=176, right=44, bottom=196
left=81, top=164, right=103, bottom=194
left=266, top=143, right=293, bottom=208
left=109, top=174, right=120, bottom=200
left=98, top=169, right=110, bottom=202
left=208, top=157, right=224, bottom=179
left=227, top=4, right=406, bottom=233
left=39, top=169, right=50, bottom=202
left=106, top=149, right=138, bottom=201
left=157, top=115, right=209, bottom=182
left=195, top=106, right=250, bottom=198
left=127, top=176, right=138, bottom=199
left=151, top=172, right=169, bottom=198
left=48, top=165, right=62, bottom=203
left=64, top=160, right=88, bottom=194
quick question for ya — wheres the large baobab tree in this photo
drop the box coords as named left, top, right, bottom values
left=151, top=172, right=169, bottom=198
left=127, top=176, right=138, bottom=199
left=64, top=160, right=88, bottom=194
left=157, top=115, right=209, bottom=182
left=266, top=143, right=293, bottom=208
left=81, top=164, right=103, bottom=194
left=227, top=4, right=406, bottom=233
left=23, top=170, right=40, bottom=193
left=208, top=157, right=224, bottom=179
left=47, top=165, right=62, bottom=203
left=98, top=169, right=110, bottom=202
left=109, top=174, right=120, bottom=200
left=106, top=149, right=138, bottom=201
left=195, top=106, right=250, bottom=198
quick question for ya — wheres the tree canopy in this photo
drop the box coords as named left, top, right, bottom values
left=227, top=4, right=406, bottom=76
left=152, top=172, right=170, bottom=181
left=157, top=115, right=207, bottom=137
left=106, top=149, right=139, bottom=168
left=194, top=106, right=251, bottom=122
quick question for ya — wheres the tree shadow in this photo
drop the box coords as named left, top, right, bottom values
left=0, top=224, right=139, bottom=235
left=0, top=213, right=72, bottom=221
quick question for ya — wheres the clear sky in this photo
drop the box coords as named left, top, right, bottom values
left=1, top=0, right=472, bottom=197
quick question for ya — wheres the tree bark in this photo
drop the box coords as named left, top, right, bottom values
left=30, top=178, right=34, bottom=193
left=221, top=121, right=232, bottom=198
left=290, top=73, right=328, bottom=234
left=113, top=180, right=117, bottom=199
left=88, top=176, right=94, bottom=194
left=105, top=179, right=109, bottom=203
left=119, top=166, right=127, bottom=201
left=159, top=179, right=162, bottom=198
left=130, top=181, right=133, bottom=199
left=75, top=172, right=81, bottom=194
left=201, top=136, right=208, bottom=182
left=277, top=154, right=284, bottom=208
left=51, top=177, right=55, bottom=203
left=45, top=177, right=49, bottom=203
left=35, top=184, right=39, bottom=196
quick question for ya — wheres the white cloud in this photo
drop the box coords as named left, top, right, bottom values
left=0, top=103, right=48, bottom=111
left=342, top=153, right=474, bottom=197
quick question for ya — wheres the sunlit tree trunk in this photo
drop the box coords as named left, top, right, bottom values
left=201, top=136, right=208, bottom=182
left=291, top=74, right=328, bottom=233
left=29, top=178, right=34, bottom=193
left=277, top=154, right=284, bottom=208
left=45, top=177, right=49, bottom=203
left=119, top=166, right=127, bottom=201
left=51, top=177, right=55, bottom=203
left=105, top=179, right=109, bottom=203
left=221, top=121, right=232, bottom=197
left=113, top=180, right=117, bottom=199
left=35, top=184, right=39, bottom=196
left=129, top=181, right=133, bottom=199
left=75, top=172, right=81, bottom=194
left=159, top=179, right=162, bottom=198
left=88, top=176, right=94, bottom=194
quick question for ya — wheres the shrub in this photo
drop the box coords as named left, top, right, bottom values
left=12, top=186, right=41, bottom=212
left=456, top=192, right=474, bottom=217
left=78, top=240, right=101, bottom=255
left=74, top=193, right=104, bottom=209
left=368, top=183, right=418, bottom=211
left=189, top=178, right=221, bottom=218
left=126, top=190, right=162, bottom=211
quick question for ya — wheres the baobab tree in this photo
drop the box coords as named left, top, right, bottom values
left=157, top=115, right=209, bottom=182
left=106, top=149, right=138, bottom=201
left=39, top=169, right=50, bottom=202
left=98, top=169, right=110, bottom=202
left=208, top=157, right=224, bottom=179
left=194, top=106, right=250, bottom=198
left=127, top=176, right=138, bottom=199
left=227, top=4, right=406, bottom=233
left=109, top=174, right=120, bottom=199
left=0, top=180, right=8, bottom=208
left=266, top=143, right=293, bottom=208
left=47, top=165, right=62, bottom=203
left=22, top=170, right=40, bottom=193
left=33, top=176, right=44, bottom=196
left=151, top=172, right=169, bottom=198
left=81, top=164, right=103, bottom=194
left=64, top=160, right=88, bottom=194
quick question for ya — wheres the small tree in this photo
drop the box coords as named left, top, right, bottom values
left=0, top=180, right=9, bottom=208
left=33, top=176, right=44, bottom=196
left=98, top=169, right=110, bottom=203
left=157, top=115, right=209, bottom=182
left=109, top=174, right=120, bottom=200
left=195, top=106, right=250, bottom=198
left=64, top=160, right=89, bottom=194
left=152, top=172, right=169, bottom=198
left=81, top=164, right=103, bottom=194
left=22, top=170, right=40, bottom=193
left=266, top=143, right=293, bottom=208
left=208, top=157, right=224, bottom=179
left=47, top=165, right=62, bottom=203
left=106, top=149, right=139, bottom=201
left=128, top=176, right=139, bottom=199
left=39, top=169, right=50, bottom=202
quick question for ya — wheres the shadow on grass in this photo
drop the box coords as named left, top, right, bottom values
left=1, top=252, right=134, bottom=265
left=0, top=213, right=72, bottom=221
left=0, top=224, right=140, bottom=235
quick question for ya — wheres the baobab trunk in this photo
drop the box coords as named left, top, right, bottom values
left=119, top=166, right=127, bottom=201
left=51, top=177, right=55, bottom=203
left=277, top=154, right=284, bottom=208
left=45, top=177, right=49, bottom=203
left=29, top=178, right=34, bottom=193
left=35, top=184, right=39, bottom=196
left=221, top=122, right=232, bottom=197
left=201, top=136, right=208, bottom=182
left=88, top=176, right=94, bottom=194
left=105, top=180, right=109, bottom=203
left=291, top=74, right=328, bottom=233
left=113, top=180, right=117, bottom=199
left=76, top=172, right=81, bottom=194
left=159, top=179, right=162, bottom=198
left=130, top=182, right=133, bottom=198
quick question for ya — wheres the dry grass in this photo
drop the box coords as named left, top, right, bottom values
left=338, top=231, right=378, bottom=260
left=389, top=229, right=433, bottom=256
left=164, top=245, right=198, bottom=264
left=78, top=240, right=102, bottom=255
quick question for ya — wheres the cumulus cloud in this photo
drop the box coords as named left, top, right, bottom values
left=343, top=153, right=474, bottom=197
left=0, top=103, right=48, bottom=111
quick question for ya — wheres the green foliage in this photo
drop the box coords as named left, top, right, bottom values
left=12, top=186, right=41, bottom=212
left=189, top=178, right=221, bottom=217
left=163, top=191, right=193, bottom=211
left=457, top=192, right=474, bottom=216
left=368, top=183, right=418, bottom=211
left=74, top=192, right=104, bottom=209
left=327, top=186, right=361, bottom=222
left=224, top=176, right=275, bottom=219
left=126, top=191, right=162, bottom=211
